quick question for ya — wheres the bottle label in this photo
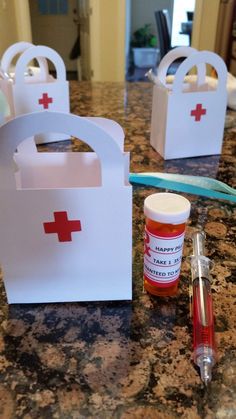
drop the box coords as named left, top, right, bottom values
left=144, top=227, right=185, bottom=285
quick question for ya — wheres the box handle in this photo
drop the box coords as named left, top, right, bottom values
left=157, top=46, right=206, bottom=87
left=172, top=51, right=227, bottom=94
left=14, top=45, right=66, bottom=84
left=0, top=111, right=126, bottom=189
left=1, top=41, right=49, bottom=81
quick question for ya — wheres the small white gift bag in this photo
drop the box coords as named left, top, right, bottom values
left=150, top=47, right=227, bottom=159
left=0, top=111, right=132, bottom=303
left=12, top=45, right=70, bottom=144
left=0, top=89, right=10, bottom=125
left=0, top=41, right=49, bottom=121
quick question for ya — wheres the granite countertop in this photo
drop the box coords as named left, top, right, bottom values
left=0, top=81, right=236, bottom=418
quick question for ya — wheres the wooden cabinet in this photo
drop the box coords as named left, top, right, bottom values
left=214, top=0, right=236, bottom=74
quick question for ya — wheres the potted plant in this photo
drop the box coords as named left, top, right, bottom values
left=131, top=24, right=159, bottom=68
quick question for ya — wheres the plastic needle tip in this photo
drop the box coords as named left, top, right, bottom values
left=200, top=361, right=212, bottom=386
left=203, top=377, right=210, bottom=386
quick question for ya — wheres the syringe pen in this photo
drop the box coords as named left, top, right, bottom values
left=190, top=231, right=216, bottom=385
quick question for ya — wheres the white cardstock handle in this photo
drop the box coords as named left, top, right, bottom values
left=1, top=42, right=33, bottom=73
left=172, top=50, right=227, bottom=94
left=157, top=46, right=206, bottom=87
left=0, top=111, right=126, bottom=189
left=1, top=41, right=49, bottom=81
left=85, top=117, right=125, bottom=150
left=14, top=45, right=66, bottom=84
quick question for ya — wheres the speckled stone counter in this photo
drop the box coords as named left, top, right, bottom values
left=0, top=82, right=236, bottom=418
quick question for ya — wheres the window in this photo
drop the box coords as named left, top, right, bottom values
left=38, top=0, right=68, bottom=15
left=171, top=0, right=195, bottom=46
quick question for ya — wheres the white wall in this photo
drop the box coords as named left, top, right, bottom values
left=171, top=0, right=195, bottom=46
left=0, top=0, right=32, bottom=57
left=14, top=0, right=32, bottom=44
left=0, top=1, right=19, bottom=56
left=90, top=0, right=126, bottom=82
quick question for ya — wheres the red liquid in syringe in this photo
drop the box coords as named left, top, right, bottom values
left=193, top=279, right=216, bottom=354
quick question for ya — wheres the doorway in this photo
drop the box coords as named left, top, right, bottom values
left=126, top=0, right=195, bottom=82
left=29, top=0, right=79, bottom=77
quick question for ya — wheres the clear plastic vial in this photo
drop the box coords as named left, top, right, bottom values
left=143, top=192, right=191, bottom=297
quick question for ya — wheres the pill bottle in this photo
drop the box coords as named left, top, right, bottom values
left=143, top=192, right=191, bottom=297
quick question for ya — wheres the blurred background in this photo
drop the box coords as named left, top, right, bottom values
left=0, top=0, right=235, bottom=82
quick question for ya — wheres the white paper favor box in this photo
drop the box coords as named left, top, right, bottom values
left=12, top=45, right=70, bottom=144
left=0, top=41, right=49, bottom=121
left=0, top=43, right=70, bottom=144
left=150, top=47, right=227, bottom=159
left=0, top=111, right=132, bottom=303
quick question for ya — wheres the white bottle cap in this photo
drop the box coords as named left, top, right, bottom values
left=144, top=192, right=191, bottom=224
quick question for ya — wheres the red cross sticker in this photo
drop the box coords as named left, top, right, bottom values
left=38, top=93, right=53, bottom=109
left=190, top=103, right=206, bottom=121
left=144, top=230, right=151, bottom=257
left=43, top=211, right=82, bottom=242
left=144, top=243, right=151, bottom=257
